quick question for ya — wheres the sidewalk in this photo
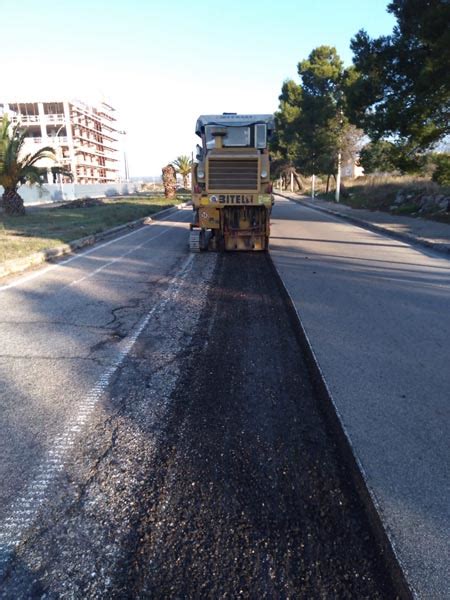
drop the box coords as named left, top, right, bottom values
left=277, top=192, right=450, bottom=255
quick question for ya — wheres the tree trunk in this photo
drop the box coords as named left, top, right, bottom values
left=2, top=188, right=26, bottom=216
left=183, top=174, right=189, bottom=189
left=162, top=164, right=177, bottom=199
left=292, top=170, right=305, bottom=192
left=279, top=167, right=309, bottom=193
left=326, top=174, right=331, bottom=194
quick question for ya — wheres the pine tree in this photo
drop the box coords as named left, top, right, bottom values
left=348, top=0, right=450, bottom=156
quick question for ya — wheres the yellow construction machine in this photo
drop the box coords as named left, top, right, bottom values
left=190, top=113, right=275, bottom=252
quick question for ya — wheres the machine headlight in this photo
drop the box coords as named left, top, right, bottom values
left=260, top=169, right=268, bottom=178
left=198, top=169, right=205, bottom=179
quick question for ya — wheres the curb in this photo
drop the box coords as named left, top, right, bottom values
left=0, top=201, right=191, bottom=280
left=268, top=252, right=415, bottom=600
left=276, top=193, right=450, bottom=256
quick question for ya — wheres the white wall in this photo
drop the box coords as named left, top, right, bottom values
left=0, top=182, right=138, bottom=205
left=342, top=162, right=365, bottom=179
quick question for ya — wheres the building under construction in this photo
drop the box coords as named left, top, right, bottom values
left=0, top=99, right=121, bottom=184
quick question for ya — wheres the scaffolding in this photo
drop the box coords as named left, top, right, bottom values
left=0, top=99, right=122, bottom=184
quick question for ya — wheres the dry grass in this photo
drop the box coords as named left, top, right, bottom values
left=317, top=175, right=450, bottom=223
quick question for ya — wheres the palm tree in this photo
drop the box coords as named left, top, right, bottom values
left=161, top=163, right=177, bottom=199
left=173, top=155, right=192, bottom=190
left=0, top=115, right=71, bottom=216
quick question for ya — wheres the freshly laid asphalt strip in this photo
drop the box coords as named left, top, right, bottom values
left=2, top=253, right=399, bottom=598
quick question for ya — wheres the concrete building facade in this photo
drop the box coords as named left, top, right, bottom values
left=0, top=99, right=122, bottom=184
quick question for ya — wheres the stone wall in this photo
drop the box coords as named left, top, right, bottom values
left=392, top=191, right=450, bottom=214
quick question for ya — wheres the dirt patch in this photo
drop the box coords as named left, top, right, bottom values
left=58, top=197, right=106, bottom=209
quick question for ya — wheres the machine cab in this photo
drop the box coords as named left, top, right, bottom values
left=196, top=113, right=274, bottom=154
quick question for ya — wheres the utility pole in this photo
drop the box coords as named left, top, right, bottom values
left=335, top=150, right=341, bottom=203
left=312, top=150, right=316, bottom=199
left=335, top=108, right=343, bottom=203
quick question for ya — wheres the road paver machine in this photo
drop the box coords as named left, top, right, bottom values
left=190, top=113, right=275, bottom=252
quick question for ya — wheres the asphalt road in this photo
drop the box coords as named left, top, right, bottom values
left=1, top=248, right=397, bottom=598
left=0, top=207, right=195, bottom=544
left=1, top=197, right=446, bottom=598
left=270, top=196, right=450, bottom=599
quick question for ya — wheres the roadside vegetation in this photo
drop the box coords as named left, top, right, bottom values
left=271, top=0, right=450, bottom=220
left=160, top=156, right=192, bottom=199
left=316, top=176, right=450, bottom=224
left=0, top=115, right=71, bottom=216
left=173, top=155, right=192, bottom=190
left=0, top=196, right=185, bottom=263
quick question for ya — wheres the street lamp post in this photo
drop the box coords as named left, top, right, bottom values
left=117, top=130, right=128, bottom=183
left=124, top=152, right=129, bottom=182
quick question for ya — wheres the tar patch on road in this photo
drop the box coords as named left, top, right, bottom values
left=129, top=253, right=398, bottom=598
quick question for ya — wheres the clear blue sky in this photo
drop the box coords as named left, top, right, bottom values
left=1, top=0, right=396, bottom=175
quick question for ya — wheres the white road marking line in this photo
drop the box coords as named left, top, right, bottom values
left=63, top=226, right=172, bottom=289
left=0, top=207, right=192, bottom=293
left=0, top=253, right=195, bottom=577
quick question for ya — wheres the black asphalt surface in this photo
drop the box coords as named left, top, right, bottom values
left=129, top=254, right=397, bottom=599
left=2, top=253, right=398, bottom=598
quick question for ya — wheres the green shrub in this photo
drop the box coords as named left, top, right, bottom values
left=359, top=141, right=398, bottom=174
left=432, top=154, right=450, bottom=186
